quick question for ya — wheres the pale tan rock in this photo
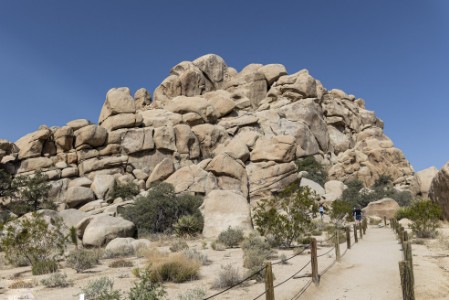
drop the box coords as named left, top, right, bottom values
left=100, top=113, right=140, bottom=131
left=67, top=119, right=91, bottom=131
left=79, top=199, right=105, bottom=212
left=127, top=149, right=172, bottom=174
left=146, top=158, right=175, bottom=187
left=193, top=54, right=228, bottom=85
left=226, top=72, right=267, bottom=109
left=16, top=157, right=53, bottom=173
left=80, top=214, right=136, bottom=247
left=191, top=124, right=229, bottom=158
left=203, top=90, right=235, bottom=117
left=174, top=124, right=200, bottom=159
left=134, top=88, right=151, bottom=110
left=165, top=164, right=217, bottom=194
left=324, top=180, right=346, bottom=198
left=213, top=138, right=250, bottom=162
left=58, top=208, right=90, bottom=228
left=121, top=128, right=154, bottom=154
left=268, top=69, right=319, bottom=101
left=77, top=148, right=99, bottom=162
left=201, top=190, right=252, bottom=238
left=65, top=186, right=96, bottom=208
left=363, top=198, right=399, bottom=219
left=300, top=178, right=325, bottom=196
left=91, top=174, right=116, bottom=201
left=15, top=128, right=51, bottom=159
left=205, top=153, right=248, bottom=196
left=140, top=109, right=182, bottom=127
left=166, top=96, right=219, bottom=123
left=415, top=167, right=438, bottom=198
left=68, top=177, right=92, bottom=188
left=74, top=125, right=107, bottom=148
left=250, top=135, right=296, bottom=162
left=99, top=87, right=136, bottom=123
left=132, top=169, right=148, bottom=181
left=54, top=126, right=74, bottom=152
left=328, top=125, right=352, bottom=154
left=154, top=126, right=176, bottom=151
left=258, top=64, right=287, bottom=85
left=218, top=114, right=259, bottom=129
left=61, top=166, right=79, bottom=178
left=78, top=155, right=128, bottom=175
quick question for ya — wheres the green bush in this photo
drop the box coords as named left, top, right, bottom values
left=253, top=183, right=317, bottom=247
left=148, top=253, right=200, bottom=283
left=111, top=182, right=140, bottom=200
left=295, top=156, right=327, bottom=186
left=407, top=199, right=442, bottom=238
left=121, top=182, right=203, bottom=235
left=177, top=287, right=206, bottom=300
left=32, top=259, right=58, bottom=275
left=128, top=269, right=166, bottom=300
left=216, top=227, right=244, bottom=248
left=66, top=248, right=100, bottom=273
left=109, top=259, right=133, bottom=268
left=174, top=215, right=203, bottom=237
left=82, top=277, right=121, bottom=300
left=395, top=207, right=411, bottom=220
left=4, top=170, right=54, bottom=216
left=331, top=200, right=353, bottom=221
left=0, top=212, right=66, bottom=271
left=241, top=233, right=272, bottom=281
left=41, top=272, right=72, bottom=288
left=211, top=264, right=242, bottom=289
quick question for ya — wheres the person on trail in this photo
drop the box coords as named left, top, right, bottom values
left=353, top=206, right=362, bottom=224
left=319, top=203, right=325, bottom=220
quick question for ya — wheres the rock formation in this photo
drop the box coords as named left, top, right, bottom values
left=429, top=162, right=449, bottom=219
left=0, top=54, right=417, bottom=240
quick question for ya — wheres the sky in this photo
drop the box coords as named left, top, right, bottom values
left=0, top=0, right=448, bottom=172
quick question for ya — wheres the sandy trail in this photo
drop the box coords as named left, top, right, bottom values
left=300, top=226, right=403, bottom=300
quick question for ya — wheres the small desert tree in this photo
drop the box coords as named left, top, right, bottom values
left=295, top=156, right=327, bottom=186
left=253, top=182, right=317, bottom=247
left=1, top=212, right=67, bottom=274
left=407, top=198, right=442, bottom=238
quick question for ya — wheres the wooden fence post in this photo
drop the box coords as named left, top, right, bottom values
left=399, top=227, right=405, bottom=245
left=335, top=228, right=341, bottom=262
left=399, top=260, right=415, bottom=300
left=265, top=262, right=275, bottom=300
left=310, top=238, right=319, bottom=286
left=359, top=223, right=363, bottom=239
left=353, top=224, right=358, bottom=243
left=363, top=219, right=367, bottom=234
left=384, top=216, right=387, bottom=227
left=346, top=226, right=351, bottom=250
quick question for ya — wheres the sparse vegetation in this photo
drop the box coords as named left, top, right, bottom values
left=177, top=287, right=206, bottom=300
left=212, top=264, right=242, bottom=289
left=397, top=198, right=442, bottom=238
left=254, top=183, right=317, bottom=247
left=111, top=182, right=139, bottom=200
left=82, top=277, right=121, bottom=300
left=66, top=248, right=100, bottom=273
left=121, top=182, right=203, bottom=236
left=128, top=269, right=166, bottom=300
left=109, top=259, right=134, bottom=268
left=104, top=245, right=135, bottom=258
left=183, top=249, right=211, bottom=266
left=41, top=272, right=72, bottom=288
left=211, top=241, right=226, bottom=251
left=169, top=239, right=189, bottom=252
left=216, top=227, right=244, bottom=248
left=241, top=233, right=272, bottom=281
left=0, top=212, right=66, bottom=274
left=174, top=215, right=203, bottom=237
left=295, top=156, right=328, bottom=186
left=146, top=251, right=200, bottom=283
left=9, top=280, right=36, bottom=289
left=331, top=200, right=353, bottom=221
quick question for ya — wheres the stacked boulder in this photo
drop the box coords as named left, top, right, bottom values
left=0, top=54, right=417, bottom=241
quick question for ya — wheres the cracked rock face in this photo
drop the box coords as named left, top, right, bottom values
left=1, top=54, right=416, bottom=240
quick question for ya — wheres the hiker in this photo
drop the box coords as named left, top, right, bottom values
left=319, top=203, right=325, bottom=220
left=353, top=206, right=362, bottom=224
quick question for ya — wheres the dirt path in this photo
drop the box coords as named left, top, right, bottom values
left=300, top=226, right=403, bottom=300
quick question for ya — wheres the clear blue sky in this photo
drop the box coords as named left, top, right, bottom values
left=0, top=1, right=448, bottom=172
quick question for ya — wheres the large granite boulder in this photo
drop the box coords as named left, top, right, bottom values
left=363, top=198, right=399, bottom=219
left=429, top=161, right=449, bottom=219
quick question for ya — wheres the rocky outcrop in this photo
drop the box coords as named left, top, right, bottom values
left=0, top=54, right=417, bottom=238
left=363, top=198, right=400, bottom=219
left=429, top=162, right=449, bottom=219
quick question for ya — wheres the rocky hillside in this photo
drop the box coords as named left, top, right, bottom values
left=0, top=54, right=425, bottom=242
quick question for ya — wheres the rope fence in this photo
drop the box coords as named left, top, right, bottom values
left=203, top=218, right=369, bottom=300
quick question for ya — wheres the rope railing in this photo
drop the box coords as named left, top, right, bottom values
left=203, top=219, right=369, bottom=300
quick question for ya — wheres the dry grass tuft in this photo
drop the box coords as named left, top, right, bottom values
left=145, top=251, right=200, bottom=283
left=109, top=259, right=134, bottom=268
left=9, top=280, right=36, bottom=289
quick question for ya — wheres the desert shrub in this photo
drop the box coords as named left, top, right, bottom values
left=325, top=225, right=346, bottom=245
left=147, top=252, right=200, bottom=283
left=183, top=249, right=211, bottom=265
left=66, top=248, right=100, bottom=273
left=121, top=182, right=203, bottom=235
left=211, top=241, right=226, bottom=251
left=254, top=183, right=316, bottom=247
left=32, top=259, right=58, bottom=275
left=178, top=287, right=206, bottom=300
left=82, top=277, right=121, bottom=300
left=407, top=199, right=442, bottom=238
left=41, top=272, right=72, bottom=288
left=104, top=245, right=134, bottom=258
left=5, top=170, right=54, bottom=216
left=279, top=254, right=288, bottom=264
left=174, top=215, right=203, bottom=237
left=109, top=259, right=133, bottom=268
left=295, top=156, right=327, bottom=186
left=216, top=227, right=244, bottom=248
left=111, top=182, right=139, bottom=200
left=395, top=206, right=411, bottom=220
left=128, top=269, right=166, bottom=300
left=311, top=229, right=323, bottom=236
left=9, top=280, right=36, bottom=289
left=211, top=264, right=242, bottom=289
left=0, top=212, right=66, bottom=273
left=169, top=239, right=189, bottom=252
left=241, top=233, right=272, bottom=281
left=331, top=200, right=353, bottom=221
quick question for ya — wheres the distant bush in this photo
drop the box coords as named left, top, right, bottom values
left=174, top=215, right=203, bottom=237
left=395, top=207, right=411, bottom=220
left=82, top=277, right=121, bottom=300
left=9, top=280, right=36, bottom=289
left=211, top=264, right=242, bottom=289
left=183, top=249, right=211, bottom=266
left=41, top=272, right=72, bottom=288
left=147, top=252, right=200, bottom=283
left=211, top=241, right=226, bottom=251
left=169, top=239, right=189, bottom=253
left=111, top=182, right=139, bottom=200
left=407, top=199, right=442, bottom=238
left=295, top=156, right=327, bottom=186
left=254, top=183, right=316, bottom=247
left=128, top=269, right=166, bottom=300
left=216, top=227, right=244, bottom=248
left=32, top=259, right=58, bottom=275
left=331, top=200, right=353, bottom=221
left=1, top=212, right=66, bottom=274
left=177, top=287, right=206, bottom=300
left=109, top=259, right=133, bottom=268
left=121, top=182, right=203, bottom=235
left=241, top=233, right=272, bottom=281
left=66, top=248, right=100, bottom=273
